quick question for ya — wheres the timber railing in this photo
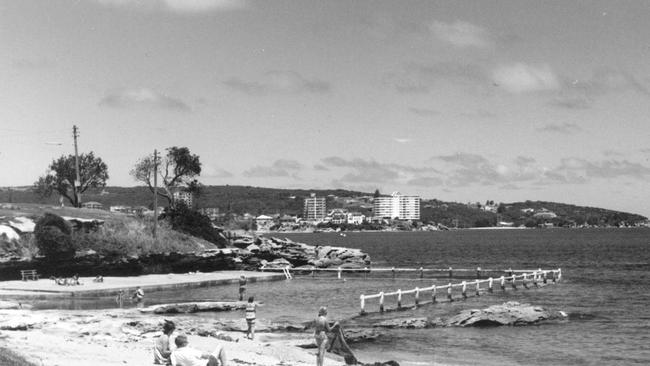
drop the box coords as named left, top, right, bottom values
left=358, top=268, right=561, bottom=314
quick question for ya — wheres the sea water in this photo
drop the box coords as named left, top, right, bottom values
left=32, top=228, right=650, bottom=365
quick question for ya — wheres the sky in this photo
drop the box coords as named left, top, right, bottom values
left=1, top=0, right=649, bottom=217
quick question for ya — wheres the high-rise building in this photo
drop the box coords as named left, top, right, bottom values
left=373, top=191, right=421, bottom=220
left=303, top=193, right=326, bottom=222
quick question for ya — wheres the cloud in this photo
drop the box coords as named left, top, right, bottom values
left=321, top=157, right=442, bottom=187
left=384, top=62, right=488, bottom=94
left=12, top=57, right=55, bottom=70
left=224, top=71, right=330, bottom=95
left=550, top=96, right=591, bottom=110
left=430, top=20, right=492, bottom=48
left=432, top=153, right=544, bottom=186
left=545, top=158, right=650, bottom=182
left=394, top=138, right=412, bottom=144
left=407, top=177, right=443, bottom=186
left=95, top=0, right=247, bottom=13
left=99, top=88, right=190, bottom=111
left=409, top=107, right=440, bottom=116
left=536, top=122, right=582, bottom=134
left=201, top=166, right=233, bottom=178
left=492, top=63, right=560, bottom=93
left=242, top=159, right=303, bottom=178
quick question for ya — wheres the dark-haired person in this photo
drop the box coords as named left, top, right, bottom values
left=154, top=320, right=176, bottom=365
left=245, top=296, right=257, bottom=340
left=171, top=334, right=227, bottom=366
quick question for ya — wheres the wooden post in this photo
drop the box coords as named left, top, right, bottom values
left=447, top=283, right=452, bottom=301
left=552, top=270, right=556, bottom=283
left=522, top=273, right=529, bottom=289
left=488, top=277, right=493, bottom=293
left=392, top=267, right=395, bottom=280
left=500, top=276, right=506, bottom=291
left=337, top=267, right=342, bottom=279
left=414, top=287, right=420, bottom=307
left=462, top=281, right=467, bottom=299
left=360, top=295, right=366, bottom=315
left=379, top=292, right=385, bottom=313
left=397, top=289, right=402, bottom=308
left=476, top=267, right=481, bottom=279
left=448, top=267, right=453, bottom=278
left=420, top=267, right=424, bottom=279
left=432, top=285, right=437, bottom=303
left=475, top=280, right=480, bottom=296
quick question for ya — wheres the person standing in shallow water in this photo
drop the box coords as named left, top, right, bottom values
left=133, top=286, right=144, bottom=308
left=314, top=306, right=338, bottom=366
left=238, top=275, right=247, bottom=301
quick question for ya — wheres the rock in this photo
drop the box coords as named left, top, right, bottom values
left=139, top=301, right=246, bottom=314
left=444, top=301, right=567, bottom=327
left=373, top=317, right=430, bottom=329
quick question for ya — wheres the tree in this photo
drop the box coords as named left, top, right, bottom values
left=159, top=203, right=226, bottom=247
left=131, top=146, right=202, bottom=208
left=373, top=189, right=381, bottom=198
left=34, top=152, right=109, bottom=207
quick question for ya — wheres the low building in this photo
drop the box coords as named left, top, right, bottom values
left=347, top=212, right=366, bottom=225
left=81, top=201, right=103, bottom=210
left=255, top=215, right=275, bottom=232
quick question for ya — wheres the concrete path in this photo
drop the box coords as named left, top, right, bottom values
left=0, top=270, right=285, bottom=298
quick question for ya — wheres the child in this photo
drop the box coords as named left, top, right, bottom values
left=245, top=296, right=257, bottom=340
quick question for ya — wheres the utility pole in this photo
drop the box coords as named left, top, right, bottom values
left=153, top=149, right=159, bottom=239
left=73, top=125, right=81, bottom=207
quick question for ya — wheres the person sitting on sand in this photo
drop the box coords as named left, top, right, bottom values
left=170, top=334, right=227, bottom=366
left=93, top=275, right=104, bottom=283
left=314, top=306, right=339, bottom=366
left=154, top=320, right=176, bottom=365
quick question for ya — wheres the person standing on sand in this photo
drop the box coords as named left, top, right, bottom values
left=171, top=334, right=228, bottom=366
left=314, top=306, right=338, bottom=366
left=238, top=275, right=247, bottom=301
left=244, top=296, right=258, bottom=340
left=154, top=320, right=176, bottom=365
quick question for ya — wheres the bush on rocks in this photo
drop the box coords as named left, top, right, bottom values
left=34, top=213, right=76, bottom=260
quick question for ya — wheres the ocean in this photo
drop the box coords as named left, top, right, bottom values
left=33, top=228, right=650, bottom=365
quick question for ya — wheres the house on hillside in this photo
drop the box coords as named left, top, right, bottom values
left=255, top=215, right=275, bottom=232
left=347, top=212, right=366, bottom=225
left=82, top=201, right=103, bottom=210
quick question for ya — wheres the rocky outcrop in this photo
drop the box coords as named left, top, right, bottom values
left=373, top=317, right=430, bottom=329
left=237, top=236, right=371, bottom=269
left=371, top=302, right=567, bottom=329
left=139, top=301, right=246, bottom=314
left=443, top=301, right=567, bottom=327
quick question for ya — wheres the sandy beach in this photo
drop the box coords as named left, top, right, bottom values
left=0, top=307, right=347, bottom=366
left=0, top=272, right=349, bottom=366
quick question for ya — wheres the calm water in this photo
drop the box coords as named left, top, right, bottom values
left=33, top=229, right=650, bottom=365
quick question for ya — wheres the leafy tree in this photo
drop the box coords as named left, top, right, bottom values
left=34, top=213, right=76, bottom=260
left=373, top=189, right=381, bottom=198
left=33, top=152, right=109, bottom=207
left=131, top=146, right=201, bottom=208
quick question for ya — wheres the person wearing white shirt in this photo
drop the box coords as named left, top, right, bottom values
left=170, top=334, right=227, bottom=366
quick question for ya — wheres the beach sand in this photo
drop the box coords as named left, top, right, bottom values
left=0, top=307, right=346, bottom=366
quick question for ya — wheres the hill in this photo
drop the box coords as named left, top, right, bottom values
left=1, top=185, right=646, bottom=227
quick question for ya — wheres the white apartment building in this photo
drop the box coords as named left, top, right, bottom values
left=303, top=193, right=327, bottom=222
left=373, top=191, right=421, bottom=220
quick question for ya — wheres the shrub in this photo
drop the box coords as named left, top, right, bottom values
left=159, top=204, right=227, bottom=248
left=34, top=213, right=76, bottom=260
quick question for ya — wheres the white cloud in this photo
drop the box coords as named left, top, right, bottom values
left=95, top=0, right=247, bottom=13
left=99, top=88, right=190, bottom=111
left=225, top=71, right=330, bottom=95
left=394, top=138, right=412, bottom=144
left=430, top=20, right=492, bottom=48
left=492, top=63, right=560, bottom=93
